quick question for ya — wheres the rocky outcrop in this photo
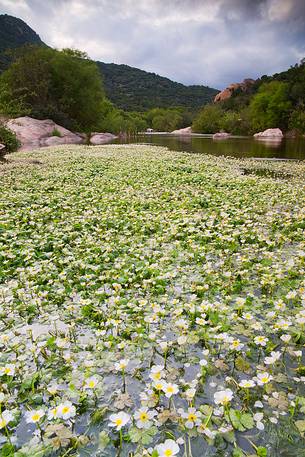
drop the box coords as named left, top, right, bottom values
left=254, top=128, right=283, bottom=139
left=213, top=132, right=231, bottom=139
left=171, top=126, right=192, bottom=135
left=214, top=79, right=255, bottom=103
left=90, top=132, right=118, bottom=145
left=5, top=117, right=84, bottom=151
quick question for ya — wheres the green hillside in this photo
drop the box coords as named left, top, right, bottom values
left=0, top=14, right=44, bottom=72
left=97, top=62, right=218, bottom=111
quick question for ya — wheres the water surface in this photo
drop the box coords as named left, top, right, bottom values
left=114, top=134, right=305, bottom=160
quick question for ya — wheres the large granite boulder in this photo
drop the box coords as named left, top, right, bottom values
left=171, top=126, right=192, bottom=135
left=213, top=132, right=231, bottom=139
left=5, top=117, right=84, bottom=151
left=90, top=132, right=118, bottom=145
left=254, top=128, right=283, bottom=139
left=214, top=79, right=255, bottom=103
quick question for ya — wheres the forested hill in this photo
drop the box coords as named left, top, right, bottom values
left=97, top=62, right=218, bottom=111
left=0, top=14, right=218, bottom=112
left=0, top=14, right=44, bottom=71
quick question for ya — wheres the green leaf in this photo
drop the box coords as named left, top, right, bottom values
left=232, top=448, right=244, bottom=457
left=228, top=409, right=246, bottom=432
left=257, top=446, right=268, bottom=457
left=240, top=413, right=254, bottom=429
left=295, top=420, right=305, bottom=436
left=98, top=431, right=110, bottom=450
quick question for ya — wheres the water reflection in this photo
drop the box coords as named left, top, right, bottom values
left=114, top=134, right=305, bottom=160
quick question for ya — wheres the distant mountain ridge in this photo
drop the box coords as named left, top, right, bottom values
left=0, top=14, right=219, bottom=112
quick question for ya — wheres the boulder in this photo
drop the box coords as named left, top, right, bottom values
left=5, top=116, right=84, bottom=151
left=0, top=143, right=5, bottom=152
left=171, top=126, right=192, bottom=135
left=90, top=132, right=118, bottom=145
left=254, top=128, right=283, bottom=139
left=214, top=79, right=255, bottom=103
left=213, top=132, right=231, bottom=139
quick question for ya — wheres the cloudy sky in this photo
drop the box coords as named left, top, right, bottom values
left=0, top=0, right=305, bottom=89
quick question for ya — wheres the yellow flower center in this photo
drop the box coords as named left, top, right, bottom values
left=140, top=413, right=148, bottom=421
left=32, top=413, right=40, bottom=422
left=62, top=407, right=70, bottom=414
left=165, top=451, right=173, bottom=457
left=0, top=419, right=6, bottom=428
left=115, top=418, right=123, bottom=426
left=4, top=368, right=11, bottom=374
left=167, top=386, right=174, bottom=393
left=154, top=372, right=161, bottom=380
left=88, top=381, right=95, bottom=388
left=188, top=413, right=196, bottom=421
left=155, top=383, right=163, bottom=390
left=261, top=377, right=269, bottom=383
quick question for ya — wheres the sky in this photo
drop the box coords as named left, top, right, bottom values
left=0, top=0, right=305, bottom=89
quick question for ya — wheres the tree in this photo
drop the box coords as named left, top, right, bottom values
left=249, top=81, right=292, bottom=132
left=192, top=104, right=223, bottom=133
left=0, top=46, right=106, bottom=132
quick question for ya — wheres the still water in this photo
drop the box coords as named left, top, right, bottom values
left=114, top=133, right=305, bottom=160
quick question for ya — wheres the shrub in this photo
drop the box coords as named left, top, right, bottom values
left=0, top=124, right=20, bottom=152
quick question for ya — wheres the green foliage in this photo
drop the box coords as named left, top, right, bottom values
left=192, top=104, right=223, bottom=133
left=0, top=123, right=19, bottom=152
left=249, top=81, right=292, bottom=131
left=0, top=80, right=30, bottom=117
left=97, top=61, right=218, bottom=112
left=289, top=106, right=305, bottom=133
left=145, top=107, right=184, bottom=131
left=51, top=128, right=62, bottom=137
left=0, top=46, right=106, bottom=132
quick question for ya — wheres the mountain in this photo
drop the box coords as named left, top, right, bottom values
left=97, top=62, right=218, bottom=111
left=0, top=14, right=218, bottom=112
left=0, top=14, right=44, bottom=72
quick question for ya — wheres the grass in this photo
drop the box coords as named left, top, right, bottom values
left=0, top=145, right=304, bottom=457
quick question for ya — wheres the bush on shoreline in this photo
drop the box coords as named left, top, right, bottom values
left=0, top=123, right=19, bottom=152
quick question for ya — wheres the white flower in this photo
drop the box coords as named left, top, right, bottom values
left=0, top=364, right=15, bottom=377
left=25, top=409, right=45, bottom=423
left=0, top=410, right=14, bottom=429
left=230, top=339, right=244, bottom=351
left=254, top=401, right=264, bottom=408
left=57, top=401, right=76, bottom=420
left=199, top=358, right=208, bottom=367
left=48, top=406, right=60, bottom=420
left=239, top=379, right=256, bottom=388
left=84, top=376, right=99, bottom=389
left=115, top=359, right=129, bottom=371
left=254, top=412, right=264, bottom=430
left=149, top=365, right=164, bottom=382
left=214, top=389, right=233, bottom=405
left=264, top=351, right=281, bottom=365
left=134, top=407, right=157, bottom=429
left=108, top=412, right=131, bottom=430
left=185, top=388, right=196, bottom=401
left=178, top=407, right=202, bottom=429
left=155, top=439, right=180, bottom=457
left=162, top=382, right=179, bottom=398
left=280, top=334, right=291, bottom=343
left=254, top=336, right=268, bottom=347
left=256, top=372, right=272, bottom=385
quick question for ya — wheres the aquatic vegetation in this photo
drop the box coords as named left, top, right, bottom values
left=0, top=145, right=304, bottom=456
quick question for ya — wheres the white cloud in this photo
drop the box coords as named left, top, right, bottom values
left=0, top=0, right=304, bottom=88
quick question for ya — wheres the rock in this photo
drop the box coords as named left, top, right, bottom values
left=214, top=79, right=255, bottom=103
left=90, top=132, right=118, bottom=145
left=213, top=132, right=231, bottom=139
left=41, top=135, right=83, bottom=147
left=5, top=116, right=84, bottom=151
left=171, top=126, right=192, bottom=135
left=0, top=143, right=5, bottom=152
left=254, top=128, right=283, bottom=138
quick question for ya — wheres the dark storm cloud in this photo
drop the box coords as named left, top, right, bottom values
left=0, top=0, right=305, bottom=88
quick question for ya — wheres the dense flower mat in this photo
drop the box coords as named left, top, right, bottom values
left=0, top=145, right=305, bottom=457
